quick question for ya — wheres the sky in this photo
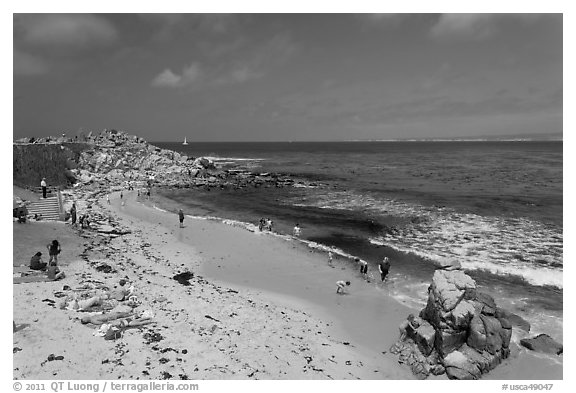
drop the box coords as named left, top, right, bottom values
left=13, top=13, right=563, bottom=142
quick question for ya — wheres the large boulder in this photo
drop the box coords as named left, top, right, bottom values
left=393, top=269, right=520, bottom=380
left=443, top=350, right=481, bottom=380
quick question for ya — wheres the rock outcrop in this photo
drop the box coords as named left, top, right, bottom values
left=390, top=269, right=514, bottom=380
left=520, top=334, right=563, bottom=355
left=15, top=129, right=304, bottom=192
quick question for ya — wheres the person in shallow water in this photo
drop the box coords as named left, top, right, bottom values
left=178, top=209, right=185, bottom=228
left=379, top=257, right=391, bottom=282
left=293, top=223, right=301, bottom=237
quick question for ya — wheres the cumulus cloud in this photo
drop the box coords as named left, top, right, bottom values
left=151, top=63, right=203, bottom=88
left=14, top=50, right=48, bottom=76
left=15, top=14, right=118, bottom=47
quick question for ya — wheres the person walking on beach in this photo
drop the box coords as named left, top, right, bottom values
left=328, top=251, right=333, bottom=266
left=267, top=218, right=273, bottom=232
left=293, top=223, right=301, bottom=237
left=258, top=218, right=265, bottom=232
left=178, top=209, right=185, bottom=228
left=120, top=191, right=125, bottom=206
left=379, top=257, right=391, bottom=282
left=106, top=194, right=110, bottom=205
left=47, top=240, right=61, bottom=265
left=41, top=178, right=47, bottom=198
left=70, top=203, right=77, bottom=226
left=336, top=280, right=351, bottom=294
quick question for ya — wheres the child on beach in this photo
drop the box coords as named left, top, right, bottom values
left=47, top=262, right=65, bottom=281
left=336, top=280, right=350, bottom=294
left=178, top=209, right=185, bottom=228
left=379, top=257, right=391, bottom=282
left=47, top=240, right=61, bottom=265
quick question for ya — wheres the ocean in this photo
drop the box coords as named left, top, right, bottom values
left=153, top=141, right=563, bottom=342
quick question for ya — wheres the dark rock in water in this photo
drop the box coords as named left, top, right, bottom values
left=173, top=272, right=194, bottom=286
left=520, top=334, right=563, bottom=355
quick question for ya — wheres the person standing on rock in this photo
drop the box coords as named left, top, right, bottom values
left=41, top=178, right=47, bottom=198
left=379, top=257, right=391, bottom=282
left=178, top=209, right=185, bottom=228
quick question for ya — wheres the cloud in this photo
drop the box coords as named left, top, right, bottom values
left=151, top=33, right=297, bottom=89
left=429, top=14, right=550, bottom=42
left=15, top=14, right=117, bottom=47
left=14, top=50, right=48, bottom=76
left=430, top=14, right=499, bottom=41
left=151, top=63, right=203, bottom=88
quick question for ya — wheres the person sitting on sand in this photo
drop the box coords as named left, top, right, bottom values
left=29, top=252, right=47, bottom=271
left=293, top=223, right=301, bottom=237
left=47, top=262, right=65, bottom=281
left=379, top=257, right=391, bottom=282
left=336, top=280, right=351, bottom=294
left=178, top=209, right=185, bottom=228
left=47, top=240, right=61, bottom=265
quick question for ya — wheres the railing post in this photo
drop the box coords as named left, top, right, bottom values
left=57, top=188, right=65, bottom=221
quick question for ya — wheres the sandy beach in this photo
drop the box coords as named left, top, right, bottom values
left=12, top=189, right=414, bottom=380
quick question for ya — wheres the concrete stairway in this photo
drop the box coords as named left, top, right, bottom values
left=27, top=196, right=61, bottom=221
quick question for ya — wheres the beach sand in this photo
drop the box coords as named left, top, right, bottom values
left=12, top=190, right=563, bottom=380
left=13, top=191, right=413, bottom=379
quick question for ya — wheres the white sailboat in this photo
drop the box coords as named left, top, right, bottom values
left=182, top=137, right=188, bottom=145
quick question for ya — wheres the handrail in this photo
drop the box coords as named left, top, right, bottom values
left=56, top=190, right=65, bottom=221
